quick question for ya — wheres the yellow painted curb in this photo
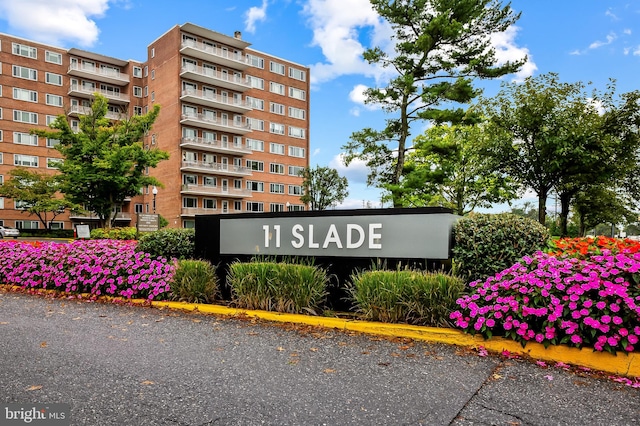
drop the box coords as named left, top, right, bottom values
left=2, top=285, right=638, bottom=378
left=150, top=299, right=640, bottom=378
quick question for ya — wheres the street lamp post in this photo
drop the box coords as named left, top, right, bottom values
left=152, top=186, right=158, bottom=214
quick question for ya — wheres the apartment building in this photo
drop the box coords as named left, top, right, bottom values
left=0, top=23, right=310, bottom=231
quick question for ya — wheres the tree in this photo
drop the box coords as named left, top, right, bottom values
left=342, top=0, right=525, bottom=207
left=482, top=74, right=640, bottom=233
left=32, top=94, right=169, bottom=228
left=300, top=166, right=349, bottom=210
left=572, top=185, right=637, bottom=237
left=397, top=124, right=517, bottom=215
left=0, top=168, right=79, bottom=229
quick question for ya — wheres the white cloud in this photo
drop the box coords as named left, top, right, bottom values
left=312, top=148, right=321, bottom=156
left=589, top=32, right=617, bottom=49
left=605, top=8, right=619, bottom=20
left=245, top=0, right=268, bottom=34
left=329, top=153, right=369, bottom=184
left=302, top=0, right=392, bottom=85
left=490, top=26, right=536, bottom=82
left=0, top=0, right=109, bottom=47
left=634, top=46, right=640, bottom=56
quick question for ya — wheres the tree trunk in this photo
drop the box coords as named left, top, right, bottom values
left=559, top=192, right=571, bottom=237
left=537, top=190, right=548, bottom=225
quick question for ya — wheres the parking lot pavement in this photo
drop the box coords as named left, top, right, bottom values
left=1, top=290, right=639, bottom=425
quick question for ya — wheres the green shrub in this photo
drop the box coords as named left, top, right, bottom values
left=452, top=213, right=549, bottom=282
left=227, top=261, right=328, bottom=314
left=90, top=227, right=138, bottom=240
left=170, top=259, right=218, bottom=303
left=348, top=269, right=465, bottom=326
left=137, top=228, right=195, bottom=260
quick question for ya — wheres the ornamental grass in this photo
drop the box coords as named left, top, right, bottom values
left=0, top=239, right=175, bottom=300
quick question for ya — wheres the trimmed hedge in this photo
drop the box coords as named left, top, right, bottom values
left=453, top=213, right=549, bottom=282
left=170, top=259, right=218, bottom=303
left=137, top=228, right=195, bottom=260
left=90, top=227, right=138, bottom=240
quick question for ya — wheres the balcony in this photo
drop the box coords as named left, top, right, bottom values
left=180, top=40, right=249, bottom=71
left=181, top=183, right=252, bottom=198
left=68, top=63, right=130, bottom=86
left=181, top=161, right=252, bottom=177
left=180, top=137, right=252, bottom=156
left=181, top=207, right=241, bottom=217
left=69, top=212, right=132, bottom=221
left=68, top=105, right=124, bottom=120
left=68, top=83, right=130, bottom=105
left=180, top=66, right=251, bottom=92
left=180, top=89, right=252, bottom=113
left=180, top=113, right=251, bottom=135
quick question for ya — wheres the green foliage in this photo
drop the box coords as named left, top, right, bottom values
left=90, top=227, right=138, bottom=240
left=31, top=94, right=169, bottom=228
left=348, top=269, right=465, bottom=326
left=170, top=259, right=218, bottom=303
left=453, top=213, right=550, bottom=282
left=136, top=228, right=195, bottom=260
left=342, top=0, right=525, bottom=206
left=398, top=124, right=518, bottom=213
left=0, top=168, right=79, bottom=229
left=300, top=165, right=349, bottom=210
left=227, top=261, right=328, bottom=314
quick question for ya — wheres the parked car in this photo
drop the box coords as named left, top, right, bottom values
left=0, top=225, right=20, bottom=238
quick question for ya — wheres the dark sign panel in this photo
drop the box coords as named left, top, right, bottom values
left=137, top=214, right=159, bottom=233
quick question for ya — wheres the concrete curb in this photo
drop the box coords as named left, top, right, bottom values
left=2, top=286, right=638, bottom=378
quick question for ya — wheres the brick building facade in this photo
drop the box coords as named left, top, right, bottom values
left=0, top=23, right=310, bottom=230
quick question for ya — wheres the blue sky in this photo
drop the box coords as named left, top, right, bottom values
left=1, top=0, right=639, bottom=211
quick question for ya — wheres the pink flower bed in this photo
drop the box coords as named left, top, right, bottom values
left=450, top=250, right=640, bottom=353
left=0, top=240, right=175, bottom=300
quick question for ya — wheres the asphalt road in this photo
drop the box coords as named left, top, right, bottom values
left=1, top=290, right=639, bottom=426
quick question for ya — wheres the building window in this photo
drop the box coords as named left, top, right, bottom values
left=270, top=163, right=284, bottom=174
left=135, top=204, right=143, bottom=213
left=246, top=202, right=264, bottom=212
left=14, top=154, right=38, bottom=167
left=246, top=97, right=264, bottom=110
left=201, top=198, right=216, bottom=210
left=270, top=203, right=285, bottom=212
left=47, top=158, right=62, bottom=169
left=203, top=176, right=217, bottom=187
left=13, top=110, right=38, bottom=124
left=289, top=204, right=305, bottom=211
left=234, top=201, right=242, bottom=211
left=151, top=48, right=155, bottom=58
left=288, top=127, right=306, bottom=139
left=45, top=51, right=62, bottom=64
left=0, top=153, right=3, bottom=163
left=247, top=54, right=264, bottom=68
left=289, top=87, right=306, bottom=100
left=133, top=86, right=142, bottom=97
left=289, top=67, right=307, bottom=81
left=13, top=132, right=38, bottom=146
left=248, top=118, right=264, bottom=131
left=183, top=174, right=197, bottom=185
left=247, top=181, right=264, bottom=192
left=289, top=106, right=306, bottom=120
left=247, top=75, right=264, bottom=90
left=288, top=165, right=305, bottom=176
left=289, top=185, right=303, bottom=195
left=13, top=88, right=37, bottom=103
left=133, top=66, right=142, bottom=78
left=12, top=65, right=37, bottom=81
left=46, top=115, right=58, bottom=125
left=183, top=197, right=198, bottom=208
left=270, top=102, right=285, bottom=115
left=269, top=123, right=285, bottom=135
left=49, top=222, right=64, bottom=230
left=246, top=138, right=264, bottom=151
left=47, top=138, right=60, bottom=148
left=46, top=94, right=63, bottom=107
left=12, top=43, right=37, bottom=59
left=269, top=142, right=285, bottom=155
left=15, top=221, right=39, bottom=230
left=246, top=160, right=264, bottom=172
left=270, top=61, right=285, bottom=75
left=270, top=183, right=285, bottom=194
left=45, top=72, right=63, bottom=85
left=270, top=82, right=285, bottom=95
left=151, top=70, right=155, bottom=80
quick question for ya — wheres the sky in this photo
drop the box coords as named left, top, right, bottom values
left=1, top=0, right=639, bottom=212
